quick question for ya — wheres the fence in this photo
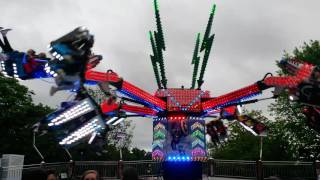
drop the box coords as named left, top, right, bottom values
left=1, top=160, right=319, bottom=179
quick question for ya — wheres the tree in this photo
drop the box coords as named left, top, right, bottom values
left=0, top=75, right=69, bottom=164
left=211, top=110, right=292, bottom=160
left=269, top=40, right=320, bottom=161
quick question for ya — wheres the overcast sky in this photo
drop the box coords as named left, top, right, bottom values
left=1, top=0, right=320, bottom=151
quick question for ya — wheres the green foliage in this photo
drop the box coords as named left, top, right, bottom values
left=269, top=40, right=320, bottom=160
left=211, top=110, right=291, bottom=160
left=0, top=75, right=67, bottom=163
left=292, top=40, right=320, bottom=66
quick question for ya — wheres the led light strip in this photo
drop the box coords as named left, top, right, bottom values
left=0, top=61, right=8, bottom=77
left=48, top=44, right=64, bottom=61
left=167, top=155, right=191, bottom=161
left=48, top=98, right=94, bottom=126
left=106, top=117, right=126, bottom=126
left=44, top=63, right=57, bottom=77
left=59, top=116, right=105, bottom=145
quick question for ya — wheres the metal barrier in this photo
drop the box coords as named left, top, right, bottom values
left=122, top=160, right=163, bottom=178
left=1, top=162, right=72, bottom=180
left=0, top=160, right=318, bottom=180
left=212, top=159, right=257, bottom=179
left=262, top=161, right=316, bottom=179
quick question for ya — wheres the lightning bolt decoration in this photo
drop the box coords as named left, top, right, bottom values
left=197, top=4, right=216, bottom=89
left=149, top=0, right=168, bottom=89
left=191, top=33, right=201, bottom=89
left=149, top=32, right=162, bottom=88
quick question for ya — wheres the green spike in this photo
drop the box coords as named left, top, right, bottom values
left=191, top=33, right=201, bottom=89
left=192, top=33, right=201, bottom=64
left=154, top=31, right=167, bottom=88
left=197, top=3, right=217, bottom=89
left=149, top=32, right=162, bottom=89
left=198, top=35, right=214, bottom=89
left=154, top=0, right=159, bottom=11
left=151, top=0, right=168, bottom=88
left=149, top=31, right=153, bottom=39
left=211, top=4, right=216, bottom=14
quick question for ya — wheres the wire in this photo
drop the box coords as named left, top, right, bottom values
left=39, top=78, right=56, bottom=84
left=262, top=72, right=273, bottom=81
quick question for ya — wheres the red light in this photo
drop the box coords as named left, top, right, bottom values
left=122, top=81, right=166, bottom=110
left=85, top=70, right=121, bottom=83
left=202, top=83, right=261, bottom=111
left=122, top=104, right=158, bottom=116
left=264, top=63, right=314, bottom=87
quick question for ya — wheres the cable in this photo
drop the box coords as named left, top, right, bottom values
left=39, top=78, right=55, bottom=84
left=262, top=72, right=273, bottom=81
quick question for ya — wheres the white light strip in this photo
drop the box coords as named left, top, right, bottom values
left=88, top=132, right=97, bottom=144
left=239, top=122, right=258, bottom=136
left=112, top=118, right=125, bottom=126
left=236, top=105, right=242, bottom=115
left=106, top=117, right=118, bottom=125
left=50, top=98, right=94, bottom=126
left=12, top=63, right=19, bottom=79
left=59, top=116, right=105, bottom=145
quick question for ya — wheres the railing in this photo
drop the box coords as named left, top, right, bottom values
left=1, top=162, right=72, bottom=179
left=122, top=160, right=163, bottom=178
left=211, top=159, right=257, bottom=179
left=1, top=160, right=319, bottom=180
left=262, top=161, right=316, bottom=179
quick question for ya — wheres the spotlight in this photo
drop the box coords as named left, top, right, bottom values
left=289, top=95, right=298, bottom=101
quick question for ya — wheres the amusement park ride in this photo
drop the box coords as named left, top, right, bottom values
left=0, top=0, right=319, bottom=167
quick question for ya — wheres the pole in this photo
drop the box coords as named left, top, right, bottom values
left=259, top=136, right=263, bottom=160
left=119, top=147, right=123, bottom=161
left=33, top=131, right=45, bottom=163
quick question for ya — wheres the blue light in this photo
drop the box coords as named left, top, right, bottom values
left=165, top=155, right=194, bottom=162
left=118, top=89, right=163, bottom=112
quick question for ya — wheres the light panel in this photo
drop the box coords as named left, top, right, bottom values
left=48, top=98, right=95, bottom=126
left=59, top=115, right=105, bottom=146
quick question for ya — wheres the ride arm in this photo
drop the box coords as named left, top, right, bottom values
left=85, top=70, right=166, bottom=111
left=262, top=62, right=315, bottom=88
left=202, top=83, right=264, bottom=112
left=202, top=60, right=316, bottom=112
left=100, top=99, right=158, bottom=116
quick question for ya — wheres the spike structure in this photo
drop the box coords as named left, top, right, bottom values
left=149, top=32, right=162, bottom=88
left=197, top=4, right=216, bottom=89
left=191, top=33, right=201, bottom=89
left=149, top=0, right=168, bottom=89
